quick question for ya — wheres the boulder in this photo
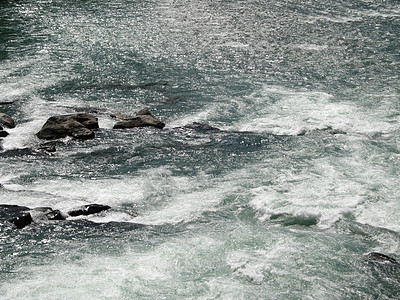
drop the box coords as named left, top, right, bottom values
left=0, top=112, right=15, bottom=128
left=0, top=130, right=9, bottom=137
left=9, top=212, right=32, bottom=229
left=36, top=113, right=99, bottom=140
left=113, top=108, right=165, bottom=129
left=68, top=204, right=111, bottom=217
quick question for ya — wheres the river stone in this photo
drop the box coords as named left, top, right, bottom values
left=68, top=204, right=111, bottom=217
left=9, top=212, right=33, bottom=229
left=0, top=112, right=15, bottom=128
left=113, top=108, right=165, bottom=129
left=36, top=113, right=99, bottom=140
left=0, top=130, right=9, bottom=137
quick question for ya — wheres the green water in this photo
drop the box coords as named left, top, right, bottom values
left=1, top=0, right=400, bottom=298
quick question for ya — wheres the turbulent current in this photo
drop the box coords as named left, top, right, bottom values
left=0, top=0, right=400, bottom=298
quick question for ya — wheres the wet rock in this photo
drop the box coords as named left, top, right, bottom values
left=183, top=122, right=221, bottom=132
left=9, top=212, right=32, bottom=229
left=113, top=108, right=165, bottom=129
left=30, top=207, right=67, bottom=221
left=68, top=204, right=111, bottom=217
left=0, top=204, right=30, bottom=220
left=0, top=130, right=9, bottom=137
left=46, top=209, right=66, bottom=220
left=0, top=112, right=15, bottom=129
left=0, top=101, right=15, bottom=105
left=37, top=142, right=58, bottom=153
left=36, top=113, right=99, bottom=140
left=364, top=252, right=399, bottom=265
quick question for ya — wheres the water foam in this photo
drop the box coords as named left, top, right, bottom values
left=225, top=85, right=399, bottom=136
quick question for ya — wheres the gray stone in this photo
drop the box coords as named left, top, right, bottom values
left=0, top=112, right=15, bottom=128
left=36, top=113, right=98, bottom=140
left=113, top=108, right=165, bottom=129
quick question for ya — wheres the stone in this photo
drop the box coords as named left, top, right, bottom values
left=113, top=108, right=165, bottom=129
left=68, top=204, right=111, bottom=217
left=183, top=122, right=221, bottom=132
left=0, top=204, right=30, bottom=220
left=46, top=209, right=66, bottom=220
left=36, top=113, right=98, bottom=140
left=0, top=112, right=15, bottom=128
left=364, top=252, right=399, bottom=265
left=0, top=130, right=9, bottom=137
left=9, top=212, right=32, bottom=229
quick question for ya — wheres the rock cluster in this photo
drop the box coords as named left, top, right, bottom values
left=36, top=113, right=99, bottom=140
left=7, top=204, right=111, bottom=229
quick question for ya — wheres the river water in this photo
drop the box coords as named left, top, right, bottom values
left=1, top=0, right=400, bottom=298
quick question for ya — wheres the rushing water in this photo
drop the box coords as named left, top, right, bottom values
left=1, top=0, right=400, bottom=298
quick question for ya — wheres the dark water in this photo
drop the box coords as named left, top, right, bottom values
left=1, top=0, right=400, bottom=298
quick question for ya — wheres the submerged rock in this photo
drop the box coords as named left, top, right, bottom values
left=113, top=108, right=165, bottom=129
left=183, top=122, right=221, bottom=132
left=0, top=112, right=16, bottom=129
left=36, top=113, right=99, bottom=140
left=364, top=252, right=399, bottom=265
left=68, top=204, right=111, bottom=217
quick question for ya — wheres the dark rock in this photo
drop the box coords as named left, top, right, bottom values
left=0, top=112, right=15, bottom=129
left=46, top=209, right=66, bottom=220
left=0, top=101, right=15, bottom=105
left=364, top=252, right=399, bottom=265
left=0, top=130, right=9, bottom=137
left=183, top=122, right=221, bottom=132
left=36, top=113, right=98, bottom=140
left=9, top=212, right=32, bottom=229
left=113, top=108, right=165, bottom=129
left=110, top=112, right=130, bottom=120
left=68, top=204, right=111, bottom=217
left=0, top=204, right=30, bottom=220
left=37, top=142, right=57, bottom=153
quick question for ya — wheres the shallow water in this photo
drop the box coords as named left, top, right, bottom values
left=1, top=0, right=400, bottom=298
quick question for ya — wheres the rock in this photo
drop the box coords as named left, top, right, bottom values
left=30, top=207, right=67, bottom=221
left=0, top=101, right=15, bottom=105
left=0, top=130, right=9, bottom=137
left=46, top=209, right=66, bottom=220
left=110, top=112, right=131, bottom=120
left=0, top=112, right=15, bottom=129
left=0, top=204, right=30, bottom=220
left=68, top=204, right=111, bottom=217
left=9, top=212, right=32, bottom=229
left=183, top=122, right=221, bottom=132
left=36, top=113, right=98, bottom=140
left=37, top=142, right=57, bottom=153
left=113, top=108, right=165, bottom=129
left=364, top=252, right=399, bottom=265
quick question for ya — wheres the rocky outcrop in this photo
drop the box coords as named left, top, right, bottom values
left=5, top=204, right=111, bottom=229
left=0, top=112, right=16, bottom=129
left=68, top=204, right=111, bottom=217
left=36, top=113, right=99, bottom=140
left=112, top=108, right=165, bottom=129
